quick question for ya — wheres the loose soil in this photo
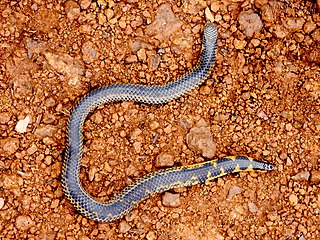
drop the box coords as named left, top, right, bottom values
left=0, top=0, right=319, bottom=239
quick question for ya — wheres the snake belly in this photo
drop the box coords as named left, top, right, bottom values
left=62, top=23, right=274, bottom=222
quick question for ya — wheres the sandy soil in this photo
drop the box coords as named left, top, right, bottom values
left=0, top=0, right=319, bottom=239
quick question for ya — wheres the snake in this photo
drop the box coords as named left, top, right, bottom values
left=61, top=23, right=275, bottom=222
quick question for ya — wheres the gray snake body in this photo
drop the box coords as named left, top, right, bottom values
left=62, top=23, right=274, bottom=222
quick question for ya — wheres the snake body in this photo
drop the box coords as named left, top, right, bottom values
left=62, top=23, right=274, bottom=222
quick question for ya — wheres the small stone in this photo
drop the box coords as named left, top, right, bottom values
left=310, top=170, right=320, bottom=184
left=289, top=194, right=298, bottom=206
left=0, top=198, right=4, bottom=209
left=1, top=138, right=19, bottom=155
left=274, top=25, right=288, bottom=38
left=156, top=152, right=174, bottom=167
left=125, top=55, right=137, bottom=63
left=150, top=121, right=160, bottom=130
left=137, top=48, right=146, bottom=62
left=227, top=186, right=243, bottom=200
left=88, top=166, right=98, bottom=181
left=0, top=112, right=11, bottom=124
left=82, top=41, right=99, bottom=64
left=304, top=21, right=317, bottom=34
left=27, top=144, right=38, bottom=155
left=50, top=199, right=60, bottom=209
left=248, top=202, right=258, bottom=213
left=162, top=192, right=180, bottom=207
left=130, top=128, right=142, bottom=139
left=238, top=10, right=263, bottom=38
left=147, top=53, right=160, bottom=71
left=65, top=1, right=80, bottom=21
left=119, top=221, right=131, bottom=233
left=186, top=119, right=216, bottom=159
left=205, top=7, right=214, bottom=22
left=257, top=110, right=268, bottom=120
left=256, top=226, right=267, bottom=236
left=34, top=125, right=57, bottom=138
left=80, top=0, right=91, bottom=9
left=146, top=231, right=156, bottom=240
left=234, top=39, right=247, bottom=49
left=291, top=171, right=310, bottom=182
left=15, top=115, right=31, bottom=133
left=283, top=17, right=305, bottom=32
left=285, top=123, right=293, bottom=131
left=15, top=215, right=34, bottom=231
left=133, top=142, right=141, bottom=153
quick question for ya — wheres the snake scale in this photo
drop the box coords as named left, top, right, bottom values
left=62, top=23, right=275, bottom=222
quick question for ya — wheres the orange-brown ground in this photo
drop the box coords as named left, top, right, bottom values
left=0, top=0, right=319, bottom=239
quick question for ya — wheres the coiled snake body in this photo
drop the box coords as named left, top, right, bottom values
left=62, top=23, right=274, bottom=222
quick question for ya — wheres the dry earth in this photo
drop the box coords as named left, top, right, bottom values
left=0, top=0, right=320, bottom=239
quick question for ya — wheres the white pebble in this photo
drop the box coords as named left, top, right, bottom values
left=15, top=115, right=31, bottom=133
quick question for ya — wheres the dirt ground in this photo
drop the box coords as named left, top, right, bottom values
left=0, top=0, right=320, bottom=239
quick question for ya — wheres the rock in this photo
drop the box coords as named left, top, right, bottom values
left=1, top=138, right=19, bottom=155
left=119, top=221, right=131, bottom=233
left=162, top=192, right=180, bottom=207
left=34, top=125, right=57, bottom=138
left=15, top=215, right=34, bottom=231
left=133, top=142, right=141, bottom=153
left=80, top=0, right=91, bottom=10
left=0, top=198, right=4, bottom=209
left=15, top=115, right=31, bottom=133
left=146, top=231, right=156, bottom=240
left=227, top=186, right=243, bottom=200
left=205, top=7, right=214, bottom=22
left=45, top=52, right=84, bottom=85
left=27, top=144, right=38, bottom=155
left=283, top=17, right=305, bottom=32
left=310, top=170, right=320, bottom=184
left=88, top=166, right=98, bottom=181
left=156, top=152, right=174, bottom=167
left=238, top=10, right=263, bottom=38
left=0, top=112, right=11, bottom=124
left=145, top=4, right=183, bottom=41
left=186, top=119, right=216, bottom=159
left=65, top=1, right=80, bottom=21
left=82, top=41, right=99, bottom=64
left=289, top=193, right=298, bottom=206
left=257, top=110, right=269, bottom=120
left=248, top=202, right=258, bottom=213
left=291, top=171, right=310, bottom=181
left=147, top=53, right=160, bottom=71
left=274, top=24, right=288, bottom=38
left=304, top=21, right=317, bottom=34
left=125, top=55, right=137, bottom=63
left=26, top=39, right=46, bottom=59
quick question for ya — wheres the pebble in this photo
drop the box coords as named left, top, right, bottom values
left=119, top=221, right=131, bottom=233
left=257, top=110, right=269, bottom=120
left=34, top=125, right=57, bottom=138
left=238, top=10, right=263, bottom=38
left=156, top=152, right=174, bottom=167
left=283, top=17, right=305, bottom=32
left=186, top=119, right=216, bottom=159
left=27, top=144, right=38, bottom=155
left=15, top=215, right=34, bottom=231
left=248, top=202, right=258, bottom=213
left=88, top=166, right=98, bottom=181
left=15, top=115, right=31, bottom=133
left=227, top=186, right=243, bottom=200
left=289, top=193, right=298, bottom=206
left=44, top=52, right=84, bottom=85
left=133, top=142, right=141, bottom=153
left=80, top=0, right=91, bottom=10
left=64, top=1, right=80, bottom=21
left=291, top=171, right=310, bottom=182
left=1, top=138, right=19, bottom=155
left=310, top=170, right=320, bottom=184
left=146, top=231, right=156, bottom=240
left=145, top=3, right=182, bottom=41
left=162, top=192, right=180, bottom=207
left=0, top=112, right=11, bottom=124
left=82, top=41, right=99, bottom=64
left=0, top=197, right=4, bottom=209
